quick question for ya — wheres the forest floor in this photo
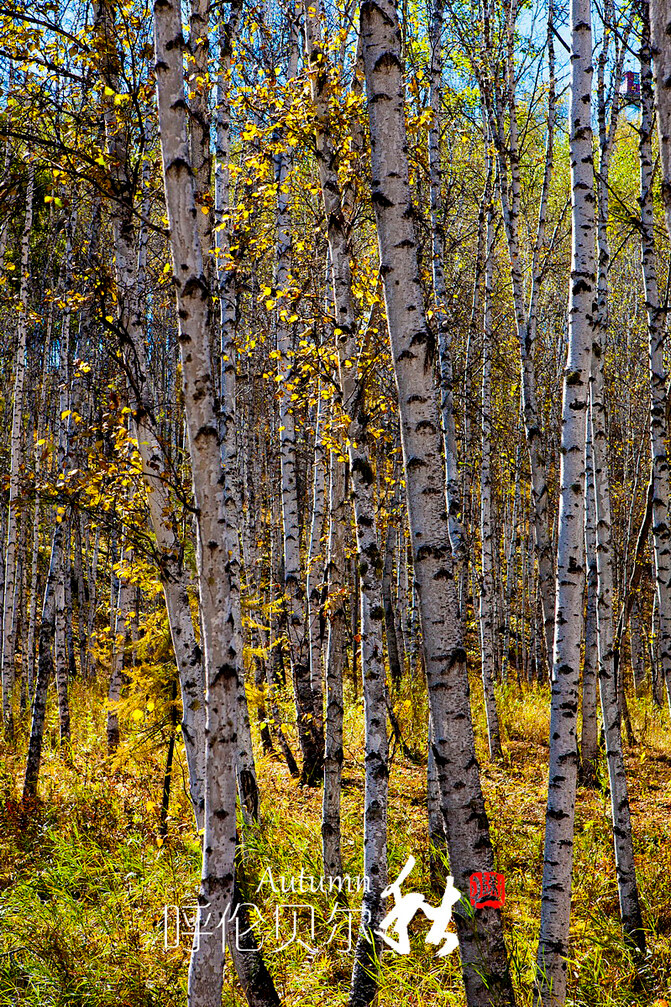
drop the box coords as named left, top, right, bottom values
left=1, top=672, right=670, bottom=1007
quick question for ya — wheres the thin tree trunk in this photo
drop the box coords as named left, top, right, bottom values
left=23, top=524, right=64, bottom=801
left=580, top=424, right=599, bottom=786
left=306, top=385, right=327, bottom=739
left=2, top=166, right=34, bottom=738
left=305, top=14, right=389, bottom=1000
left=479, top=186, right=503, bottom=760
left=642, top=1, right=671, bottom=719
left=275, top=8, right=323, bottom=786
left=322, top=445, right=346, bottom=880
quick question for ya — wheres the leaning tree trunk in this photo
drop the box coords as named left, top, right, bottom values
left=535, top=0, right=594, bottom=1003
left=2, top=166, right=34, bottom=739
left=94, top=0, right=207, bottom=825
left=359, top=3, right=515, bottom=1004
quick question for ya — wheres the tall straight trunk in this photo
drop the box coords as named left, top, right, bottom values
left=305, top=14, right=389, bottom=1002
left=479, top=189, right=502, bottom=760
left=2, top=166, right=34, bottom=738
left=23, top=524, right=64, bottom=801
left=153, top=2, right=242, bottom=1002
left=652, top=1, right=671, bottom=240
left=534, top=1, right=594, bottom=1002
left=189, top=0, right=214, bottom=289
left=382, top=514, right=402, bottom=691
left=107, top=543, right=133, bottom=753
left=274, top=10, right=323, bottom=784
left=26, top=315, right=52, bottom=699
left=590, top=369, right=646, bottom=954
left=501, top=437, right=522, bottom=683
left=587, top=14, right=645, bottom=954
left=86, top=525, right=100, bottom=680
left=580, top=423, right=599, bottom=786
left=215, top=0, right=259, bottom=825
left=322, top=445, right=346, bottom=880
left=54, top=251, right=74, bottom=747
left=428, top=0, right=466, bottom=560
left=359, top=4, right=515, bottom=1004
left=630, top=599, right=646, bottom=696
left=642, top=2, right=671, bottom=719
left=306, top=386, right=327, bottom=737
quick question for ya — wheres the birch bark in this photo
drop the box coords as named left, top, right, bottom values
left=322, top=445, right=346, bottom=880
left=23, top=524, right=64, bottom=800
left=153, top=2, right=240, bottom=1000
left=580, top=426, right=598, bottom=786
left=2, top=166, right=34, bottom=738
left=359, top=3, right=514, bottom=1003
left=586, top=12, right=645, bottom=953
left=651, top=0, right=671, bottom=239
left=643, top=1, right=671, bottom=717
left=95, top=0, right=207, bottom=824
left=535, top=0, right=594, bottom=1001
left=479, top=189, right=502, bottom=760
left=304, top=13, right=389, bottom=999
left=215, top=0, right=259, bottom=824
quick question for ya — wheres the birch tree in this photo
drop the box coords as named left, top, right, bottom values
left=1, top=165, right=33, bottom=738
left=535, top=0, right=595, bottom=1001
left=359, top=3, right=515, bottom=1003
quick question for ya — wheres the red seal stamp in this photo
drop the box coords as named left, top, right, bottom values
left=469, top=872, right=505, bottom=909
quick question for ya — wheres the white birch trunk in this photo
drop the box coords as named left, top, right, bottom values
left=479, top=195, right=502, bottom=760
left=306, top=385, right=326, bottom=739
left=642, top=4, right=671, bottom=719
left=651, top=0, right=671, bottom=240
left=1, top=166, right=34, bottom=738
left=359, top=4, right=514, bottom=1003
left=153, top=3, right=241, bottom=1001
left=580, top=424, right=599, bottom=785
left=535, top=1, right=594, bottom=1001
left=322, top=445, right=346, bottom=880
left=305, top=14, right=389, bottom=999
left=428, top=0, right=466, bottom=559
left=482, top=0, right=557, bottom=671
left=215, top=0, right=259, bottom=825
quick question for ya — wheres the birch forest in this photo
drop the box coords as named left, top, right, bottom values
left=2, top=0, right=671, bottom=1005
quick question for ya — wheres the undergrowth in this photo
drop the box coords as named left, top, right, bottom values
left=0, top=671, right=670, bottom=1006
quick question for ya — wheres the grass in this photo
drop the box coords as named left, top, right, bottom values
left=1, top=671, right=670, bottom=1006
